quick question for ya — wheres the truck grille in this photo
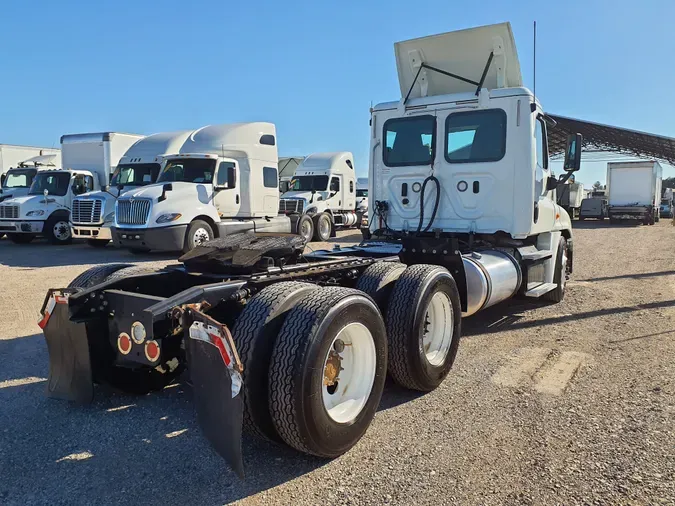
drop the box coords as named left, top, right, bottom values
left=279, top=199, right=304, bottom=214
left=117, top=199, right=151, bottom=225
left=71, top=199, right=103, bottom=224
left=0, top=205, right=19, bottom=219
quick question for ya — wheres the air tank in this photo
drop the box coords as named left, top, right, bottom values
left=462, top=250, right=522, bottom=317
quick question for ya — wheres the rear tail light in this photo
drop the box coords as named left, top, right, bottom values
left=145, top=340, right=160, bottom=362
left=118, top=333, right=132, bottom=355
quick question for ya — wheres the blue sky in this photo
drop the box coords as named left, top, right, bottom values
left=1, top=0, right=673, bottom=184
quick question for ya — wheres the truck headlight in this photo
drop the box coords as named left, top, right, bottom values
left=156, top=213, right=182, bottom=223
left=103, top=212, right=115, bottom=224
left=26, top=210, right=45, bottom=217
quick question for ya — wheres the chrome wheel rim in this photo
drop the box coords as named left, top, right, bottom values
left=53, top=221, right=71, bottom=241
left=300, top=220, right=312, bottom=241
left=193, top=227, right=210, bottom=245
left=319, top=217, right=331, bottom=238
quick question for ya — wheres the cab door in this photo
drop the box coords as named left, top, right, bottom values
left=213, top=160, right=240, bottom=218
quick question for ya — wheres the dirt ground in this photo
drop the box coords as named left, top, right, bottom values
left=0, top=223, right=673, bottom=505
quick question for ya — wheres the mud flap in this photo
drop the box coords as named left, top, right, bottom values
left=40, top=292, right=94, bottom=403
left=187, top=316, right=245, bottom=478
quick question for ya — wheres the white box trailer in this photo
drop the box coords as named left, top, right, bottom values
left=607, top=161, right=662, bottom=224
left=0, top=144, right=61, bottom=182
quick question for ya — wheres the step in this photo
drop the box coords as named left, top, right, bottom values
left=524, top=282, right=557, bottom=298
left=517, top=246, right=553, bottom=263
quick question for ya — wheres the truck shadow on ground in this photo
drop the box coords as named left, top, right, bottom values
left=0, top=238, right=177, bottom=268
left=0, top=333, right=420, bottom=505
left=572, top=219, right=654, bottom=230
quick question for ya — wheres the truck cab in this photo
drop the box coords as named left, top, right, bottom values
left=279, top=152, right=359, bottom=242
left=367, top=22, right=580, bottom=304
left=0, top=153, right=60, bottom=203
left=70, top=130, right=192, bottom=247
left=112, top=123, right=291, bottom=254
left=0, top=168, right=99, bottom=244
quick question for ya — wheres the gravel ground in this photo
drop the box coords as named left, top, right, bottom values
left=0, top=223, right=673, bottom=505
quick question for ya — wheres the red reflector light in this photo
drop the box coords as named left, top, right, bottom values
left=145, top=340, right=160, bottom=362
left=118, top=333, right=132, bottom=355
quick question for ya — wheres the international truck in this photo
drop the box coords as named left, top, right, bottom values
left=0, top=144, right=61, bottom=185
left=279, top=152, right=360, bottom=242
left=0, top=132, right=142, bottom=244
left=557, top=181, right=584, bottom=219
left=607, top=160, right=662, bottom=224
left=70, top=130, right=192, bottom=247
left=111, top=123, right=291, bottom=254
left=38, top=22, right=581, bottom=477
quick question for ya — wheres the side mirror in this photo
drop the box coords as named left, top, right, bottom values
left=158, top=183, right=173, bottom=202
left=563, top=133, right=582, bottom=172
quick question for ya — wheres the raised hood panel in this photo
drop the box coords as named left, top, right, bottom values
left=395, top=22, right=522, bottom=99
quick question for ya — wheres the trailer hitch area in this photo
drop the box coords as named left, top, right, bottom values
left=183, top=302, right=245, bottom=478
left=39, top=289, right=94, bottom=404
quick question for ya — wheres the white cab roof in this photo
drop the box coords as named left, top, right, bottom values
left=296, top=152, right=354, bottom=175
left=177, top=123, right=277, bottom=161
left=395, top=22, right=522, bottom=99
left=120, top=130, right=193, bottom=164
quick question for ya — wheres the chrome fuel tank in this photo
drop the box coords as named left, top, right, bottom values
left=462, top=250, right=522, bottom=317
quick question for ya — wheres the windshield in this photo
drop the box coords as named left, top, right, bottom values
left=290, top=175, right=328, bottom=191
left=356, top=189, right=368, bottom=198
left=29, top=172, right=71, bottom=197
left=157, top=158, right=216, bottom=184
left=3, top=169, right=37, bottom=189
left=110, top=163, right=160, bottom=187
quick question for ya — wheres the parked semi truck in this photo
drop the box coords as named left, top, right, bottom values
left=607, top=160, right=662, bottom=224
left=70, top=130, right=192, bottom=247
left=112, top=123, right=291, bottom=254
left=0, top=132, right=142, bottom=244
left=279, top=152, right=360, bottom=242
left=0, top=153, right=60, bottom=203
left=38, top=23, right=581, bottom=477
left=557, top=181, right=584, bottom=219
left=0, top=144, right=61, bottom=185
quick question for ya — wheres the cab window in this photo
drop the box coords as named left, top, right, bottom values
left=72, top=174, right=94, bottom=195
left=383, top=115, right=435, bottom=167
left=216, top=162, right=236, bottom=188
left=330, top=177, right=340, bottom=192
left=445, top=109, right=507, bottom=163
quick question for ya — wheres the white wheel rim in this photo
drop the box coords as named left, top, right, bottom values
left=319, top=217, right=330, bottom=237
left=321, top=322, right=376, bottom=424
left=422, top=291, right=454, bottom=366
left=560, top=246, right=568, bottom=291
left=193, top=227, right=210, bottom=245
left=54, top=221, right=70, bottom=241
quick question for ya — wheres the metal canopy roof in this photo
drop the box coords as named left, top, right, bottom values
left=548, top=114, right=675, bottom=165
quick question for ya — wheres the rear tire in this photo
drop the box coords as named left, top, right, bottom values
left=87, top=239, right=110, bottom=248
left=269, top=287, right=387, bottom=457
left=67, top=263, right=132, bottom=289
left=543, top=238, right=568, bottom=303
left=386, top=264, right=462, bottom=391
left=297, top=214, right=314, bottom=243
left=313, top=213, right=332, bottom=242
left=8, top=233, right=35, bottom=244
left=183, top=219, right=214, bottom=254
left=45, top=215, right=72, bottom=245
left=356, top=261, right=406, bottom=315
left=231, top=282, right=320, bottom=442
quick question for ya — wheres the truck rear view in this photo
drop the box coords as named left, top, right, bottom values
left=607, top=161, right=662, bottom=224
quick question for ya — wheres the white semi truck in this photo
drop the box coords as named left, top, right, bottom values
left=0, top=153, right=60, bottom=203
left=39, top=23, right=582, bottom=477
left=71, top=130, right=192, bottom=247
left=278, top=156, right=304, bottom=193
left=606, top=160, right=662, bottom=224
left=0, top=144, right=61, bottom=185
left=279, top=152, right=359, bottom=241
left=0, top=132, right=142, bottom=244
left=112, top=123, right=291, bottom=254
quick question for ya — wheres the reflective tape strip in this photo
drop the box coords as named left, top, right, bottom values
left=188, top=321, right=241, bottom=397
left=37, top=296, right=56, bottom=329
